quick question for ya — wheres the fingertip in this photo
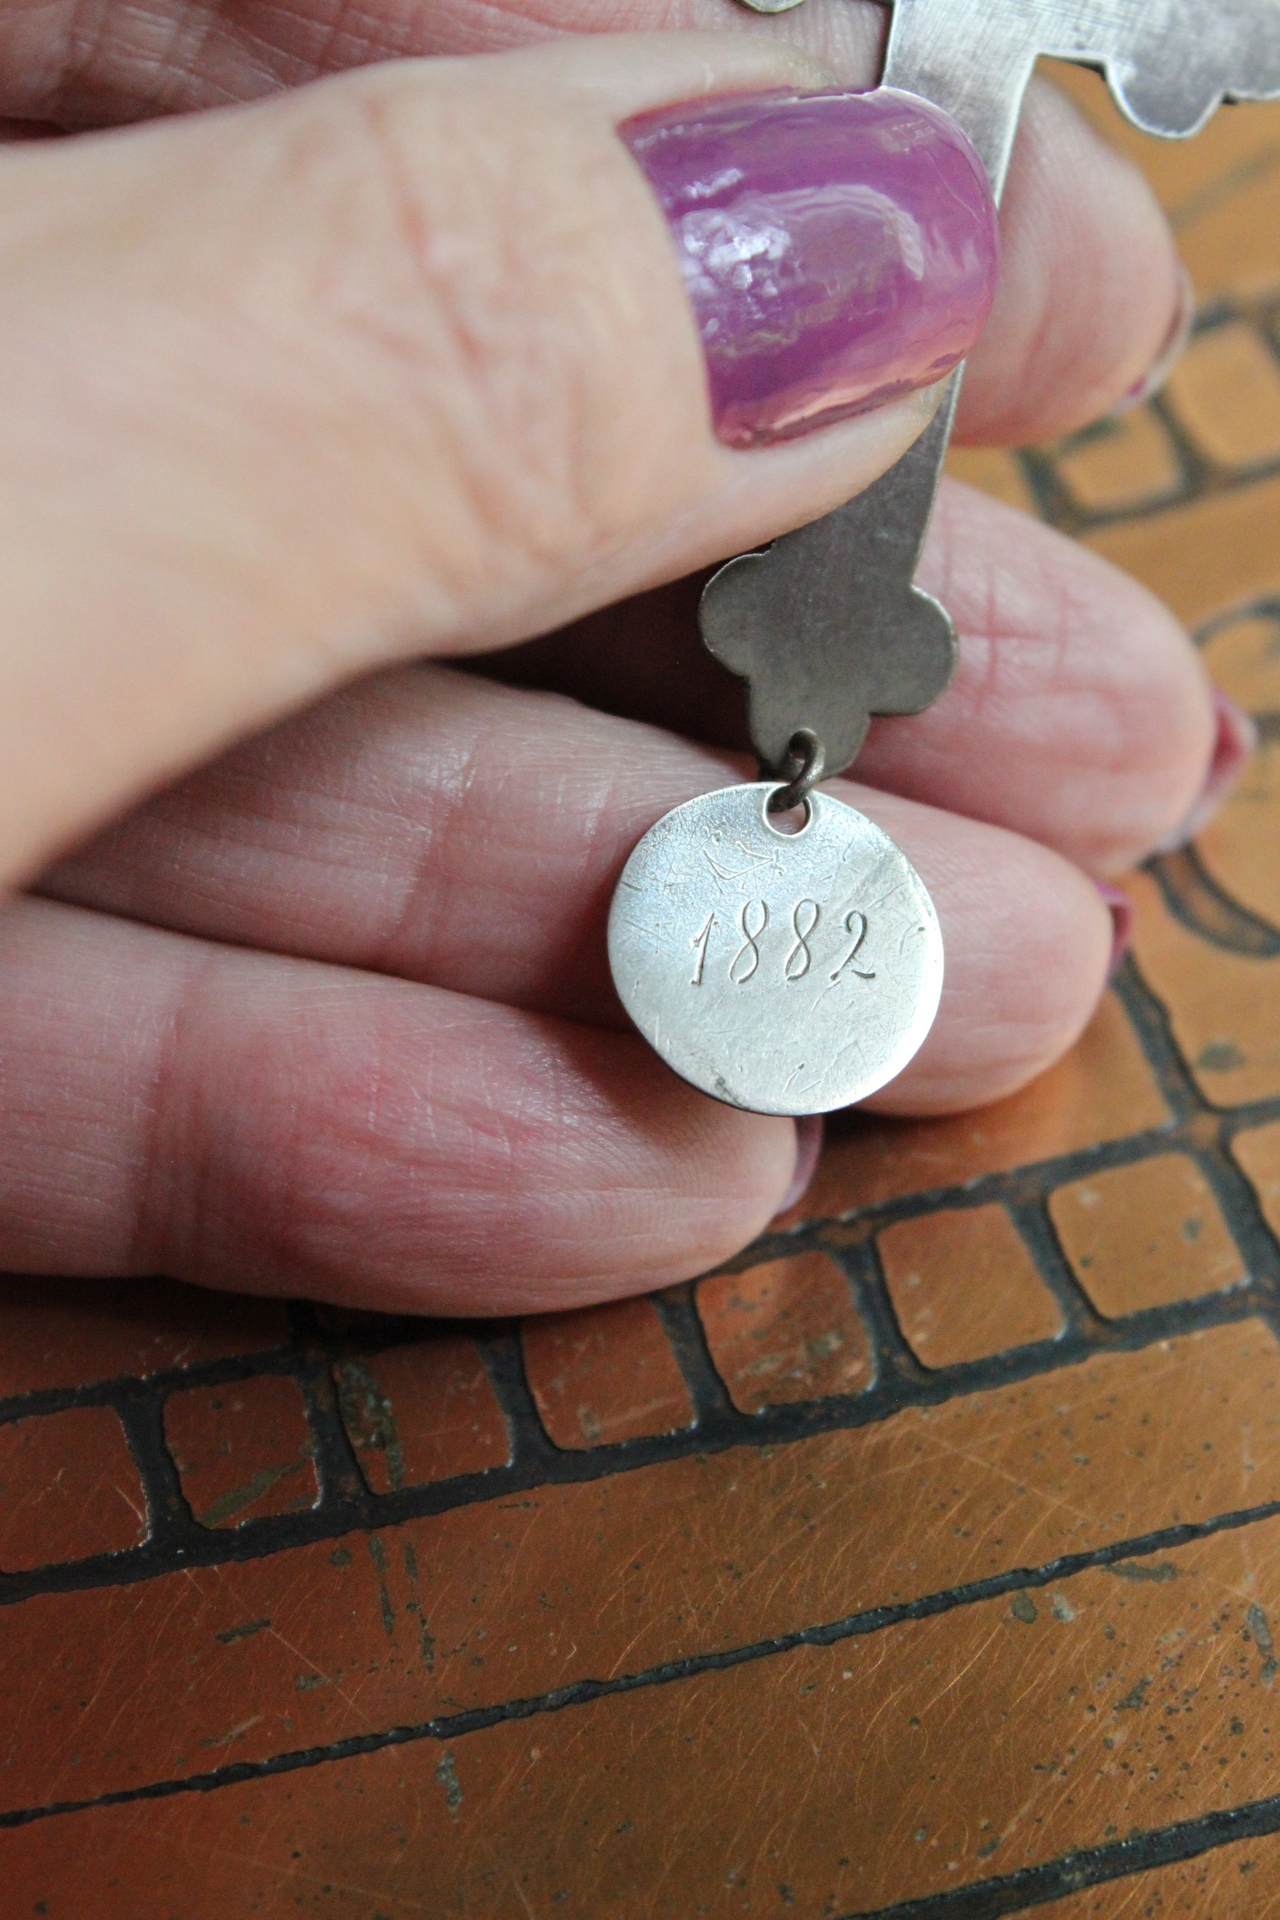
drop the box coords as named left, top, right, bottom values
left=774, top=1114, right=824, bottom=1217
left=623, top=85, right=997, bottom=449
left=1109, top=261, right=1195, bottom=413
left=957, top=75, right=1184, bottom=444
left=1095, top=881, right=1134, bottom=981
left=451, top=1039, right=804, bottom=1314
left=853, top=800, right=1114, bottom=1116
left=880, top=482, right=1224, bottom=879
left=640, top=1083, right=807, bottom=1282
left=1150, top=687, right=1258, bottom=856
left=1079, top=617, right=1224, bottom=877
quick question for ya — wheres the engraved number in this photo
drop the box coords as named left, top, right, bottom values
left=785, top=899, right=820, bottom=982
left=730, top=900, right=768, bottom=984
left=831, top=909, right=875, bottom=982
left=690, top=913, right=715, bottom=986
left=691, top=897, right=874, bottom=987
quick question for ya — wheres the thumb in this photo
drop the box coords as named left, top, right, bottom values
left=0, top=33, right=997, bottom=881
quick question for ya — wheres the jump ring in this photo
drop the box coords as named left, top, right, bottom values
left=766, top=728, right=826, bottom=813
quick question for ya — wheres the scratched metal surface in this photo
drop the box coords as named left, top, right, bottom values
left=1, top=63, right=1280, bottom=1920
left=608, top=783, right=944, bottom=1114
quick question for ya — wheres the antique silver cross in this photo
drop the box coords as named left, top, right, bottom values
left=702, top=0, right=1280, bottom=779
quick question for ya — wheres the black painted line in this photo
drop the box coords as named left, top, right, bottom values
left=114, top=1390, right=193, bottom=1548
left=479, top=1327, right=563, bottom=1472
left=470, top=1327, right=542, bottom=1472
left=837, top=1793, right=1280, bottom=1919
left=835, top=1236, right=931, bottom=1392
left=1189, top=1139, right=1280, bottom=1304
left=650, top=1287, right=733, bottom=1422
left=296, top=1353, right=367, bottom=1509
left=1168, top=150, right=1280, bottom=230
left=1073, top=439, right=1280, bottom=534
left=0, top=1342, right=304, bottom=1430
left=1114, top=931, right=1280, bottom=1301
left=1197, top=591, right=1280, bottom=639
left=1010, top=302, right=1280, bottom=541
left=1109, top=955, right=1204, bottom=1118
left=3, top=1492, right=1280, bottom=1835
left=801, top=1106, right=1252, bottom=1245
left=1147, top=389, right=1217, bottom=498
left=1150, top=845, right=1280, bottom=957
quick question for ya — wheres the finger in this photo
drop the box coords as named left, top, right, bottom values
left=486, top=479, right=1221, bottom=877
left=965, top=75, right=1184, bottom=443
left=1, top=0, right=1184, bottom=444
left=825, top=480, right=1221, bottom=870
left=41, top=665, right=1115, bottom=1112
left=0, top=895, right=796, bottom=1311
left=0, top=33, right=993, bottom=886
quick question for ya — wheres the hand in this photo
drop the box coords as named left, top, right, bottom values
left=0, top=18, right=1234, bottom=1312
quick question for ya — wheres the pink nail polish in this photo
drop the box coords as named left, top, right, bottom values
left=1152, top=688, right=1258, bottom=853
left=622, top=88, right=1000, bottom=448
left=1096, top=882, right=1133, bottom=982
left=1113, top=261, right=1195, bottom=413
left=777, top=1114, right=824, bottom=1215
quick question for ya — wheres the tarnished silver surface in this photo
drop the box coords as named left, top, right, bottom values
left=608, top=783, right=943, bottom=1115
left=717, top=0, right=1280, bottom=779
left=700, top=389, right=960, bottom=778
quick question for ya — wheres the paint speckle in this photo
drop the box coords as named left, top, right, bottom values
left=435, top=1750, right=462, bottom=1820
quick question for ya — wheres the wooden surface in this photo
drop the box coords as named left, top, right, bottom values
left=3, top=61, right=1280, bottom=1920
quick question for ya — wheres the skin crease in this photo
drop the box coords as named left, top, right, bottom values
left=861, top=483, right=1215, bottom=871
left=0, top=16, right=1229, bottom=1308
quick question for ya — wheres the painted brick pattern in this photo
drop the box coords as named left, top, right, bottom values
left=696, top=1251, right=871, bottom=1409
left=1049, top=1155, right=1247, bottom=1317
left=14, top=1517, right=1280, bottom=1917
left=877, top=1203, right=1063, bottom=1367
left=0, top=1323, right=1274, bottom=1817
left=521, top=1297, right=693, bottom=1448
left=165, top=1375, right=318, bottom=1529
left=0, top=1407, right=146, bottom=1570
left=334, top=1335, right=509, bottom=1493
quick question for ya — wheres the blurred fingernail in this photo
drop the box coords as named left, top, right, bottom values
left=622, top=88, right=1000, bottom=449
left=777, top=1114, right=824, bottom=1215
left=1152, top=688, right=1258, bottom=853
left=1096, top=882, right=1133, bottom=982
left=1113, top=261, right=1195, bottom=413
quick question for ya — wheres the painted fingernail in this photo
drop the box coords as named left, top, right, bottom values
left=1113, top=261, right=1195, bottom=413
left=1096, top=883, right=1133, bottom=982
left=1152, top=688, right=1258, bottom=853
left=622, top=88, right=1000, bottom=449
left=777, top=1114, right=824, bottom=1215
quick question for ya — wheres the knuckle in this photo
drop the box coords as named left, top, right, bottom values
left=269, top=70, right=665, bottom=615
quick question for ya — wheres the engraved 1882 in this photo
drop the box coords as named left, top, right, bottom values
left=608, top=783, right=944, bottom=1116
left=690, top=898, right=877, bottom=989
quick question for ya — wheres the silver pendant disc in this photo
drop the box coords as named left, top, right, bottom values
left=608, top=783, right=943, bottom=1116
